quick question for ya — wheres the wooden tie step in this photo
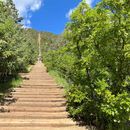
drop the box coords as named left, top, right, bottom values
left=0, top=112, right=68, bottom=119
left=11, top=101, right=66, bottom=107
left=0, top=127, right=86, bottom=130
left=15, top=88, right=64, bottom=91
left=0, top=118, right=76, bottom=127
left=11, top=97, right=65, bottom=102
left=1, top=106, right=66, bottom=112
left=12, top=93, right=64, bottom=97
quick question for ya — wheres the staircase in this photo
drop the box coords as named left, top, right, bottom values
left=0, top=62, right=87, bottom=130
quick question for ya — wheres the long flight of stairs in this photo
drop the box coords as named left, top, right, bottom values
left=0, top=62, right=87, bottom=130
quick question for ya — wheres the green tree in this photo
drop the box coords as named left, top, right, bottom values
left=42, top=0, right=130, bottom=129
left=0, top=0, right=38, bottom=82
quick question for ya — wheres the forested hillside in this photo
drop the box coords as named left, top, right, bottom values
left=41, top=0, right=130, bottom=130
left=0, top=0, right=57, bottom=83
left=40, top=32, right=66, bottom=65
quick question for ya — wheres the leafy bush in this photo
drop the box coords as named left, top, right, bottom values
left=0, top=0, right=38, bottom=82
left=42, top=0, right=130, bottom=130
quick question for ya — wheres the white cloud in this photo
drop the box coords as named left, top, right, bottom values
left=13, top=0, right=43, bottom=27
left=85, top=0, right=94, bottom=6
left=66, top=8, right=75, bottom=19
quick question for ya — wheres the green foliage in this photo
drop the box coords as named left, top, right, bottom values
left=42, top=0, right=130, bottom=129
left=0, top=0, right=38, bottom=82
left=0, top=75, right=22, bottom=101
left=49, top=70, right=69, bottom=91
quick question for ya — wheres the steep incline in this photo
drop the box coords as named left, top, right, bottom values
left=0, top=62, right=87, bottom=130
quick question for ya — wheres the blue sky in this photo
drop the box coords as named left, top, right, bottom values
left=13, top=0, right=101, bottom=34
